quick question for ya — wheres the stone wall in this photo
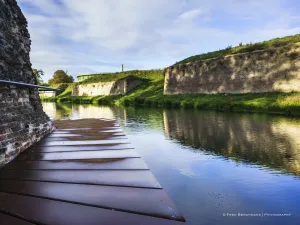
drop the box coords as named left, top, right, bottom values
left=39, top=90, right=57, bottom=98
left=164, top=43, right=300, bottom=95
left=0, top=0, right=53, bottom=166
left=72, top=76, right=143, bottom=96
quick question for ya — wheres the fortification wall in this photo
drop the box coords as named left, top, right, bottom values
left=72, top=77, right=143, bottom=96
left=164, top=43, right=300, bottom=95
left=0, top=0, right=53, bottom=166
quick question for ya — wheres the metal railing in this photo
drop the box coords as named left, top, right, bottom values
left=0, top=80, right=59, bottom=91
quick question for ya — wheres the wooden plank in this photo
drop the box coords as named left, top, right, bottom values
left=4, top=158, right=149, bottom=170
left=0, top=193, right=184, bottom=225
left=40, top=136, right=127, bottom=142
left=47, top=133, right=125, bottom=137
left=55, top=127, right=121, bottom=131
left=0, top=119, right=186, bottom=224
left=28, top=144, right=134, bottom=152
left=0, top=181, right=183, bottom=221
left=0, top=170, right=162, bottom=188
left=16, top=150, right=139, bottom=161
left=53, top=119, right=118, bottom=129
left=0, top=212, right=34, bottom=225
left=48, top=134, right=84, bottom=137
left=34, top=140, right=129, bottom=146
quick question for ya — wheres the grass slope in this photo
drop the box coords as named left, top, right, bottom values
left=177, top=34, right=300, bottom=64
left=41, top=71, right=300, bottom=116
left=41, top=33, right=300, bottom=116
left=78, top=69, right=162, bottom=84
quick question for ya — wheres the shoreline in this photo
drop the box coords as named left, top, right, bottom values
left=41, top=92, right=300, bottom=117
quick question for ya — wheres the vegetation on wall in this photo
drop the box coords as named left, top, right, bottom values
left=78, top=69, right=163, bottom=84
left=176, top=34, right=300, bottom=64
left=41, top=69, right=300, bottom=116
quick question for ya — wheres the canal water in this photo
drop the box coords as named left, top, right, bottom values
left=42, top=102, right=300, bottom=225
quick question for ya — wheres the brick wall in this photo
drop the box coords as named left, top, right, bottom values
left=0, top=0, right=53, bottom=166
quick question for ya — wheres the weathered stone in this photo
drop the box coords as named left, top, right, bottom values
left=164, top=43, right=300, bottom=95
left=72, top=76, right=143, bottom=96
left=0, top=0, right=54, bottom=166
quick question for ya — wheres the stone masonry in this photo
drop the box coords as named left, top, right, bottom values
left=0, top=0, right=54, bottom=166
left=164, top=43, right=300, bottom=95
left=72, top=76, right=143, bottom=96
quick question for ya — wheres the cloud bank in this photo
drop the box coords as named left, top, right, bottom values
left=17, top=0, right=300, bottom=81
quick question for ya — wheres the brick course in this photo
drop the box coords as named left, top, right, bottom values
left=0, top=0, right=54, bottom=166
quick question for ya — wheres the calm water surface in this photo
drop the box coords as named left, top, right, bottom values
left=43, top=102, right=300, bottom=225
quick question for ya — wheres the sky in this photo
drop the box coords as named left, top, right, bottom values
left=17, top=0, right=300, bottom=82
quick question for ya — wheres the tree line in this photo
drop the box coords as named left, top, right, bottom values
left=33, top=69, right=74, bottom=86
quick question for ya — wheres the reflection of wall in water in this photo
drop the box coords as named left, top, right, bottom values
left=42, top=103, right=73, bottom=120
left=163, top=110, right=300, bottom=175
left=42, top=103, right=57, bottom=120
left=72, top=105, right=127, bottom=121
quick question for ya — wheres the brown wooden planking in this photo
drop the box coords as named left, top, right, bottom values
left=0, top=181, right=183, bottom=221
left=53, top=119, right=117, bottom=129
left=34, top=140, right=130, bottom=146
left=54, top=128, right=122, bottom=132
left=0, top=119, right=185, bottom=224
left=48, top=129, right=125, bottom=137
left=0, top=170, right=162, bottom=188
left=50, top=130, right=124, bottom=135
left=40, top=136, right=128, bottom=142
left=28, top=144, right=134, bottom=152
left=46, top=134, right=125, bottom=138
left=0, top=193, right=184, bottom=225
left=16, top=149, right=139, bottom=161
left=0, top=212, right=35, bottom=225
left=44, top=130, right=126, bottom=141
left=3, top=158, right=149, bottom=170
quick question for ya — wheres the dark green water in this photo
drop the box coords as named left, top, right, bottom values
left=43, top=102, right=300, bottom=225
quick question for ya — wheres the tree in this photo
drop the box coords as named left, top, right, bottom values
left=32, top=68, right=44, bottom=85
left=48, top=70, right=74, bottom=85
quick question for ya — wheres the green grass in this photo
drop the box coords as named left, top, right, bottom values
left=177, top=33, right=300, bottom=64
left=78, top=69, right=163, bottom=84
left=41, top=72, right=300, bottom=116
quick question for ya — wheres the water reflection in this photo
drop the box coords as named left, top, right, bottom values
left=44, top=103, right=127, bottom=121
left=42, top=102, right=300, bottom=225
left=163, top=110, right=300, bottom=176
left=43, top=102, right=300, bottom=176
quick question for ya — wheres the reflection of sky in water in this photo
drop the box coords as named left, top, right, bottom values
left=42, top=103, right=300, bottom=225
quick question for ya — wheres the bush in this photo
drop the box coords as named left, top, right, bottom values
left=181, top=101, right=194, bottom=109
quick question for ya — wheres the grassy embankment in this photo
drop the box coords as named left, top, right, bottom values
left=41, top=34, right=300, bottom=116
left=176, top=33, right=300, bottom=64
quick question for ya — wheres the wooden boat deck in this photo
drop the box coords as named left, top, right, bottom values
left=0, top=119, right=185, bottom=225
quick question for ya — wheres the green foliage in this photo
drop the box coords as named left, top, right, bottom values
left=79, top=69, right=163, bottom=84
left=40, top=69, right=300, bottom=116
left=177, top=34, right=300, bottom=64
left=32, top=68, right=44, bottom=85
left=50, top=83, right=70, bottom=94
left=48, top=70, right=74, bottom=85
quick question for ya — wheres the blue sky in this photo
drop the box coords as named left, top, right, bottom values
left=17, top=0, right=300, bottom=81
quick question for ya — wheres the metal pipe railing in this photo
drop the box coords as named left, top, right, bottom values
left=0, top=80, right=59, bottom=91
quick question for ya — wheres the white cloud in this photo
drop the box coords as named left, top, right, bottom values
left=16, top=0, right=300, bottom=81
left=178, top=8, right=207, bottom=21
